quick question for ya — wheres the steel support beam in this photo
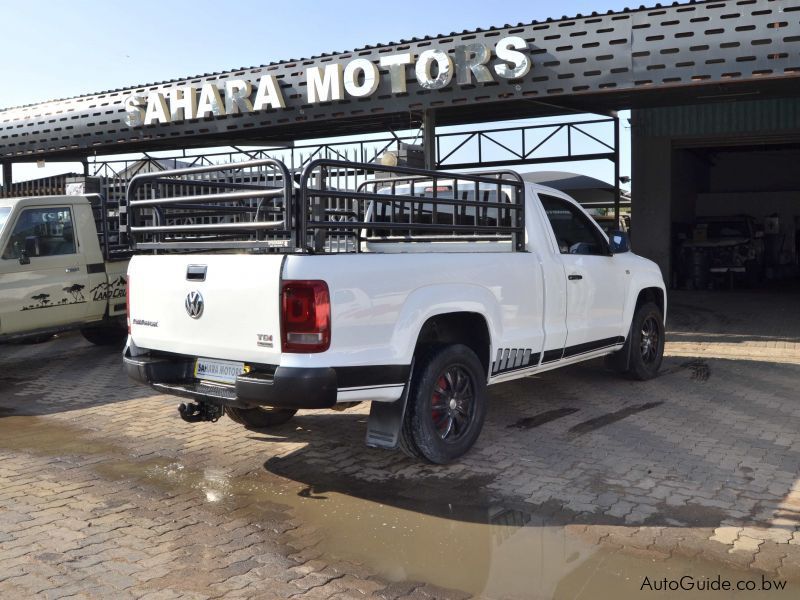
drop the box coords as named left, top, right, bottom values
left=613, top=115, right=621, bottom=224
left=1, top=162, right=11, bottom=188
left=423, top=110, right=436, bottom=170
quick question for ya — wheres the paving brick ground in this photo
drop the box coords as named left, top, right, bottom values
left=1, top=289, right=799, bottom=598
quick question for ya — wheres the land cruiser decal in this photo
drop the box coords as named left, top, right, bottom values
left=19, top=277, right=126, bottom=312
left=90, top=276, right=127, bottom=302
left=64, top=284, right=86, bottom=302
left=21, top=288, right=87, bottom=311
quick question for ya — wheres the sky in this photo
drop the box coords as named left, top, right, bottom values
left=0, top=0, right=635, bottom=185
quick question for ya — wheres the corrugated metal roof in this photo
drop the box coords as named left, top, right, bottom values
left=1, top=0, right=716, bottom=113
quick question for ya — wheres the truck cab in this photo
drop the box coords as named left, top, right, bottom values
left=0, top=194, right=129, bottom=344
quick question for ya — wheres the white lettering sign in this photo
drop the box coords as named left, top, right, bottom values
left=125, top=36, right=531, bottom=127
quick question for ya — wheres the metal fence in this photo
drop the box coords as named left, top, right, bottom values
left=0, top=173, right=80, bottom=198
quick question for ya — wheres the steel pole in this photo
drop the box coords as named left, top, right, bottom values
left=613, top=114, right=620, bottom=224
left=1, top=162, right=11, bottom=190
left=423, top=109, right=436, bottom=170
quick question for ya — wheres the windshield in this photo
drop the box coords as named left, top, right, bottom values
left=0, top=207, right=10, bottom=235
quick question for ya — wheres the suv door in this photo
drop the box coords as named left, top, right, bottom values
left=0, top=205, right=89, bottom=335
left=538, top=194, right=628, bottom=357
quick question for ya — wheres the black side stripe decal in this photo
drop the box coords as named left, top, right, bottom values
left=491, top=348, right=540, bottom=375
left=491, top=337, right=626, bottom=375
left=563, top=336, right=625, bottom=358
left=86, top=263, right=106, bottom=274
left=542, top=348, right=564, bottom=363
left=542, top=336, right=626, bottom=363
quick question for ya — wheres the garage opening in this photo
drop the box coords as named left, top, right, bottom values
left=671, top=143, right=800, bottom=291
left=632, top=98, right=800, bottom=293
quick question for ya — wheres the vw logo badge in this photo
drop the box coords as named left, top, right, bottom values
left=185, top=291, right=204, bottom=319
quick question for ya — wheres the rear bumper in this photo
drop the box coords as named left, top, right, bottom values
left=123, top=349, right=337, bottom=409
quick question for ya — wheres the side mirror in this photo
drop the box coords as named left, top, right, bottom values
left=18, top=250, right=30, bottom=265
left=609, top=230, right=630, bottom=254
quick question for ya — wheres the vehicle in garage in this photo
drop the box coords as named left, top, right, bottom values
left=124, top=159, right=667, bottom=463
left=0, top=194, right=129, bottom=345
left=680, top=215, right=765, bottom=289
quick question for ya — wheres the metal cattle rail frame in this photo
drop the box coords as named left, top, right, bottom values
left=126, top=159, right=525, bottom=254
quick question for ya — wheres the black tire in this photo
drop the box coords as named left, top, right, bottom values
left=80, top=326, right=127, bottom=347
left=226, top=406, right=297, bottom=429
left=399, top=344, right=487, bottom=464
left=619, top=302, right=665, bottom=381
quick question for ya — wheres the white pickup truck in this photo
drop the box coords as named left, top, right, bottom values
left=0, top=193, right=129, bottom=345
left=124, top=159, right=666, bottom=463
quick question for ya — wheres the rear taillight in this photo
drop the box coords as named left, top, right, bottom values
left=126, top=276, right=131, bottom=334
left=281, top=280, right=330, bottom=353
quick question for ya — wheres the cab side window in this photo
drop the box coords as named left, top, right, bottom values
left=2, top=207, right=76, bottom=260
left=539, top=194, right=608, bottom=256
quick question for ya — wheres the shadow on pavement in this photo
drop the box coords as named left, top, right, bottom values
left=0, top=331, right=149, bottom=417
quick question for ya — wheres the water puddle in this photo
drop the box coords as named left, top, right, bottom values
left=0, top=414, right=121, bottom=456
left=0, top=414, right=794, bottom=599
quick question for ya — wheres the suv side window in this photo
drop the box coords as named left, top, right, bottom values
left=539, top=194, right=608, bottom=256
left=2, top=207, right=76, bottom=260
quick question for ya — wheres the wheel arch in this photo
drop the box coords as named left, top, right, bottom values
left=391, top=284, right=501, bottom=371
left=622, top=279, right=667, bottom=338
left=635, top=286, right=666, bottom=322
left=413, top=312, right=492, bottom=378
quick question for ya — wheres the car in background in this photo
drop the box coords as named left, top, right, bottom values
left=681, top=215, right=765, bottom=288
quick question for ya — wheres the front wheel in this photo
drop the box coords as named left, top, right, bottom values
left=399, top=344, right=487, bottom=464
left=226, top=406, right=297, bottom=429
left=619, top=302, right=665, bottom=380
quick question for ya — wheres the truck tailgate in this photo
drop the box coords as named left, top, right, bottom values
left=128, top=254, right=284, bottom=364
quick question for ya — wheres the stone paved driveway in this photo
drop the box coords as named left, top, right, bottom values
left=1, top=289, right=799, bottom=598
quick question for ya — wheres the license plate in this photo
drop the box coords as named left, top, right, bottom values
left=194, top=358, right=245, bottom=385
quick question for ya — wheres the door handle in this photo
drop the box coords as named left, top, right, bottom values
left=65, top=266, right=80, bottom=273
left=568, top=274, right=583, bottom=281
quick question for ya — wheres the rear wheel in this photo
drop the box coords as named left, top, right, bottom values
left=226, top=406, right=297, bottom=429
left=80, top=326, right=127, bottom=347
left=399, top=344, right=487, bottom=464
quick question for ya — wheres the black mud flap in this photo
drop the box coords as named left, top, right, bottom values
left=606, top=325, right=632, bottom=373
left=365, top=360, right=413, bottom=449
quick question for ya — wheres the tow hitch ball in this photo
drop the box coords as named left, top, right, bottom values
left=178, top=402, right=223, bottom=423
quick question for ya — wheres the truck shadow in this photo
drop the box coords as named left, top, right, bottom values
left=0, top=331, right=149, bottom=417
left=257, top=355, right=800, bottom=539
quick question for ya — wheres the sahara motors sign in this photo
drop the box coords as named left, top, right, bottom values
left=124, top=36, right=531, bottom=127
